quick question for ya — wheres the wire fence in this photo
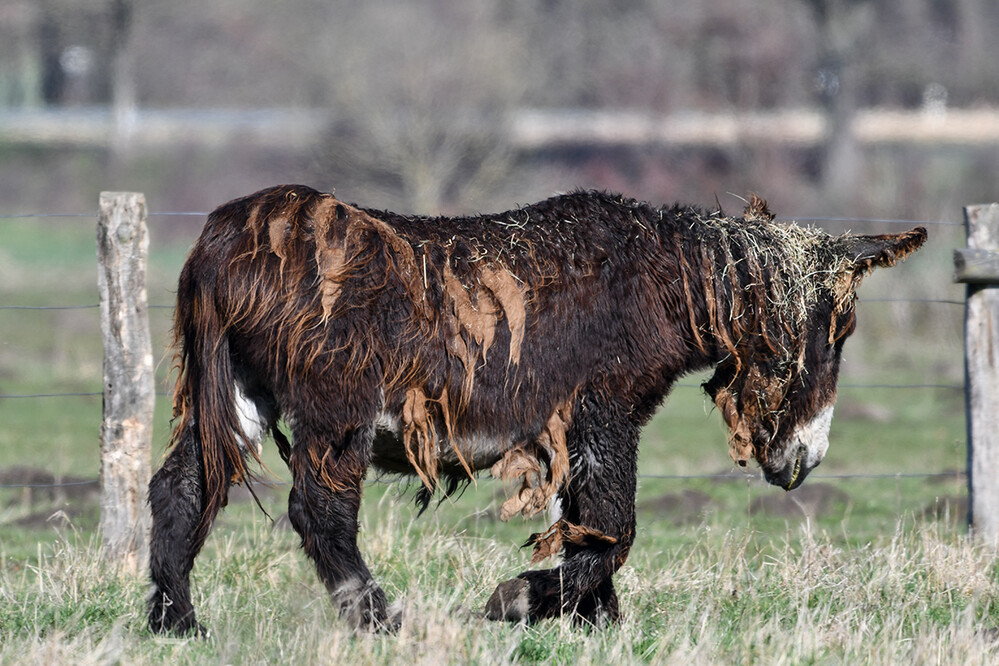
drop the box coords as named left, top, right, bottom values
left=0, top=208, right=968, bottom=493
left=0, top=471, right=969, bottom=491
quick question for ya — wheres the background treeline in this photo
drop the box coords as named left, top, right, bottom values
left=0, top=0, right=996, bottom=220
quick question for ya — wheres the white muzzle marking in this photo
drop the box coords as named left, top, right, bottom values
left=788, top=404, right=834, bottom=469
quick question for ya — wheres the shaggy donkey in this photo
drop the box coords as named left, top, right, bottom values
left=148, top=185, right=925, bottom=633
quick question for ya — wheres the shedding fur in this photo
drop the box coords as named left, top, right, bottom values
left=526, top=518, right=619, bottom=564
left=491, top=398, right=573, bottom=520
left=151, top=184, right=926, bottom=635
left=479, top=265, right=527, bottom=366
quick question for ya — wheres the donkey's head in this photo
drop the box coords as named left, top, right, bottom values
left=701, top=218, right=927, bottom=490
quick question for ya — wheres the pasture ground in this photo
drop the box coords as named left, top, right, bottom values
left=1, top=214, right=989, bottom=663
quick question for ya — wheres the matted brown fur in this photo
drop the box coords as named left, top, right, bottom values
left=170, top=188, right=549, bottom=525
left=169, top=186, right=927, bottom=526
left=153, top=184, right=926, bottom=633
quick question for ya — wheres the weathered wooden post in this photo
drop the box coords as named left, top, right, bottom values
left=97, top=192, right=154, bottom=574
left=954, top=203, right=999, bottom=544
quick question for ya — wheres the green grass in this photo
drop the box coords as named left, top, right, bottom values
left=1, top=508, right=997, bottom=664
left=0, top=215, right=982, bottom=663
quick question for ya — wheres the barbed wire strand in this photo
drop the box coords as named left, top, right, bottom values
left=0, top=470, right=967, bottom=491
left=0, top=209, right=968, bottom=492
left=0, top=210, right=963, bottom=227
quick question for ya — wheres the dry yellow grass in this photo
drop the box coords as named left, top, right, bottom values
left=2, top=497, right=997, bottom=665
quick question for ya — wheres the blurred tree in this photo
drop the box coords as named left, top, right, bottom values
left=36, top=0, right=120, bottom=107
left=801, top=0, right=875, bottom=209
left=0, top=2, right=38, bottom=106
left=109, top=0, right=136, bottom=168
left=315, top=1, right=530, bottom=213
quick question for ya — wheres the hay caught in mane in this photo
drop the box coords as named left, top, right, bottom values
left=682, top=196, right=861, bottom=464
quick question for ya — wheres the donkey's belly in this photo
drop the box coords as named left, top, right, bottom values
left=369, top=413, right=510, bottom=477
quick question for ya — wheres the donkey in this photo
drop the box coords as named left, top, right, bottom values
left=147, top=185, right=925, bottom=633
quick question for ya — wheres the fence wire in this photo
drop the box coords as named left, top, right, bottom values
left=0, top=209, right=969, bottom=493
left=0, top=211, right=967, bottom=226
left=0, top=471, right=967, bottom=491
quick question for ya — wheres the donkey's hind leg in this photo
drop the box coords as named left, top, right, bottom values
left=486, top=393, right=638, bottom=626
left=287, top=422, right=394, bottom=631
left=147, top=422, right=229, bottom=636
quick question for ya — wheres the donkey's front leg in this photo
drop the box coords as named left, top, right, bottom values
left=486, top=395, right=639, bottom=626
left=287, top=423, right=395, bottom=631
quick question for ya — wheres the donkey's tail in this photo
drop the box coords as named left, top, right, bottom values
left=169, top=254, right=256, bottom=539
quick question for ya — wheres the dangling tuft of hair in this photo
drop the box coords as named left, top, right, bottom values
left=743, top=194, right=775, bottom=222
left=412, top=474, right=472, bottom=516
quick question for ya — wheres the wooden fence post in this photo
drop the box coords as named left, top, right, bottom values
left=955, top=203, right=999, bottom=544
left=97, top=192, right=154, bottom=574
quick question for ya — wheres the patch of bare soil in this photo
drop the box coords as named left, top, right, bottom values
left=921, top=495, right=968, bottom=526
left=638, top=489, right=715, bottom=525
left=13, top=506, right=92, bottom=529
left=923, top=469, right=967, bottom=485
left=749, top=483, right=850, bottom=519
left=0, top=466, right=100, bottom=530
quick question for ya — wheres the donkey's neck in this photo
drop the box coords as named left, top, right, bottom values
left=659, top=206, right=830, bottom=376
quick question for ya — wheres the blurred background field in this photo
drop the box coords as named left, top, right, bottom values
left=0, top=0, right=995, bottom=662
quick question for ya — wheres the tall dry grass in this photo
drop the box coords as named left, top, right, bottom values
left=2, top=498, right=998, bottom=665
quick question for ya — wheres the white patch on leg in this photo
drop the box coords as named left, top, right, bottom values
left=332, top=577, right=388, bottom=630
left=547, top=495, right=563, bottom=524
left=485, top=577, right=530, bottom=623
left=234, top=384, right=267, bottom=456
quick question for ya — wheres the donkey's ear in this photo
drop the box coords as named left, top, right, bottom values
left=841, top=226, right=928, bottom=271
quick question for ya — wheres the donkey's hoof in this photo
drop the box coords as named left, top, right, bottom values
left=149, top=616, right=209, bottom=639
left=485, top=577, right=530, bottom=623
left=344, top=605, right=396, bottom=633
left=375, top=603, right=403, bottom=634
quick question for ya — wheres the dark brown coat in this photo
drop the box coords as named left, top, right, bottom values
left=148, top=185, right=925, bottom=633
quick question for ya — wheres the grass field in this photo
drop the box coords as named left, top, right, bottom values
left=1, top=213, right=991, bottom=663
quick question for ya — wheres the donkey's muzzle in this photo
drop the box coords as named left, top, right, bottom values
left=762, top=446, right=811, bottom=491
